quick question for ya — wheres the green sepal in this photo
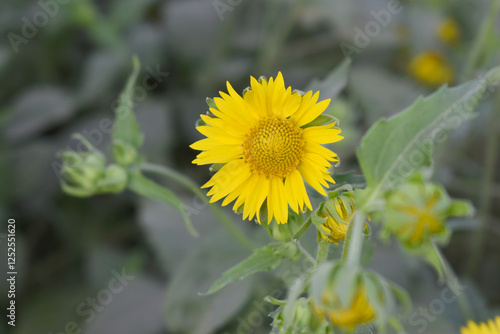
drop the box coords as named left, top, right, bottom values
left=206, top=97, right=218, bottom=110
left=448, top=199, right=475, bottom=217
left=301, top=114, right=339, bottom=129
left=209, top=163, right=224, bottom=173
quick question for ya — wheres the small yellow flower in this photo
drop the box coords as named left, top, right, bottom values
left=409, top=51, right=454, bottom=87
left=315, top=286, right=375, bottom=330
left=438, top=18, right=460, bottom=46
left=318, top=194, right=355, bottom=244
left=191, top=73, right=343, bottom=224
left=461, top=317, right=500, bottom=334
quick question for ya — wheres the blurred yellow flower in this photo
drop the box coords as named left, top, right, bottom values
left=461, top=317, right=500, bottom=334
left=316, top=286, right=375, bottom=330
left=318, top=194, right=355, bottom=244
left=409, top=51, right=454, bottom=87
left=438, top=18, right=461, bottom=46
left=191, top=73, right=343, bottom=224
left=385, top=181, right=457, bottom=249
left=395, top=193, right=443, bottom=246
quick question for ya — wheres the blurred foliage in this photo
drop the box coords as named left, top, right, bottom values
left=0, top=0, right=499, bottom=333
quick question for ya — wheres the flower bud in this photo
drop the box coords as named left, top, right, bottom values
left=59, top=135, right=128, bottom=197
left=310, top=263, right=376, bottom=330
left=96, top=164, right=128, bottom=194
left=384, top=180, right=473, bottom=249
left=271, top=298, right=329, bottom=334
left=309, top=262, right=408, bottom=332
left=112, top=140, right=139, bottom=166
left=316, top=193, right=355, bottom=244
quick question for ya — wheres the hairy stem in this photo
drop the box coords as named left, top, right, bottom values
left=341, top=211, right=366, bottom=266
left=315, top=241, right=330, bottom=265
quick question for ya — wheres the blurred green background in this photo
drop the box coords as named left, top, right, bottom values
left=0, top=0, right=499, bottom=333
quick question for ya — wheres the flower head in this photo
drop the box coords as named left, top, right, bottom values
left=438, top=18, right=460, bottom=46
left=461, top=317, right=500, bottom=334
left=191, top=73, right=343, bottom=224
left=409, top=51, right=454, bottom=87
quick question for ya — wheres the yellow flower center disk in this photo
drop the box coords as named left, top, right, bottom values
left=243, top=117, right=304, bottom=179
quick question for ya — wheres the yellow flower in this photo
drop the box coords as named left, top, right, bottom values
left=438, top=18, right=460, bottom=46
left=409, top=51, right=454, bottom=87
left=461, top=317, right=500, bottom=334
left=191, top=73, right=343, bottom=224
left=316, top=286, right=375, bottom=330
left=318, top=194, right=355, bottom=244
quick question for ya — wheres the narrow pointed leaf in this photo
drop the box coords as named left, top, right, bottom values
left=112, top=56, right=144, bottom=164
left=128, top=170, right=198, bottom=237
left=201, top=244, right=285, bottom=295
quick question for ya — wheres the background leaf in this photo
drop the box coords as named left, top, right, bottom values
left=163, top=231, right=252, bottom=334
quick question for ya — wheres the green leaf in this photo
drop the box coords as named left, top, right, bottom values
left=127, top=170, right=198, bottom=237
left=357, top=68, right=500, bottom=205
left=112, top=56, right=144, bottom=165
left=202, top=244, right=285, bottom=295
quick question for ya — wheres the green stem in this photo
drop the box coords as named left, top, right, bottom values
left=292, top=215, right=312, bottom=241
left=296, top=241, right=316, bottom=265
left=462, top=0, right=500, bottom=79
left=140, top=162, right=255, bottom=250
left=435, top=245, right=474, bottom=321
left=466, top=90, right=500, bottom=276
left=315, top=241, right=330, bottom=265
left=341, top=211, right=366, bottom=266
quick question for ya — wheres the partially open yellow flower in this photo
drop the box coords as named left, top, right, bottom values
left=387, top=184, right=447, bottom=247
left=461, top=317, right=500, bottom=334
left=438, top=18, right=460, bottom=46
left=409, top=51, right=454, bottom=87
left=191, top=73, right=343, bottom=224
left=316, top=286, right=376, bottom=330
left=318, top=194, right=355, bottom=244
